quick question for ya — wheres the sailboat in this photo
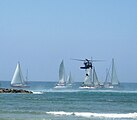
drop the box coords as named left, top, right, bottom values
left=66, top=72, right=73, bottom=87
left=11, top=62, right=29, bottom=87
left=79, top=67, right=101, bottom=89
left=93, top=67, right=102, bottom=88
left=54, top=60, right=67, bottom=89
left=104, top=58, right=119, bottom=88
left=104, top=68, right=111, bottom=88
left=111, top=58, right=119, bottom=86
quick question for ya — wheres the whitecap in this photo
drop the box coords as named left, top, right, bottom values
left=32, top=91, right=44, bottom=94
left=46, top=111, right=137, bottom=118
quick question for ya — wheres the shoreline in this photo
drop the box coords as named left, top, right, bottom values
left=0, top=88, right=33, bottom=94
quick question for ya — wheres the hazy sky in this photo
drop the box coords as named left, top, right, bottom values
left=0, top=0, right=137, bottom=83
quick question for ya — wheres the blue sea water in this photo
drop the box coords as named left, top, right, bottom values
left=0, top=81, right=137, bottom=120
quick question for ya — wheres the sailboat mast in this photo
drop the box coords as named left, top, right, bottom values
left=111, top=58, right=114, bottom=84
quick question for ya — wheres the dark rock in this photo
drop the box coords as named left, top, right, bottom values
left=0, top=88, right=33, bottom=94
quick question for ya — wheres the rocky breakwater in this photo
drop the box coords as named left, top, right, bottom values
left=0, top=88, right=33, bottom=94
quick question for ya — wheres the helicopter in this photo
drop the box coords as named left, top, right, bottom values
left=71, top=58, right=103, bottom=70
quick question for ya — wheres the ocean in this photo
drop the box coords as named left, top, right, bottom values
left=0, top=81, right=137, bottom=120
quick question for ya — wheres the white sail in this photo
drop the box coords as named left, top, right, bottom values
left=11, top=62, right=26, bottom=87
left=93, top=68, right=100, bottom=87
left=66, top=72, right=73, bottom=86
left=104, top=58, right=119, bottom=88
left=58, top=60, right=66, bottom=85
left=105, top=68, right=110, bottom=83
left=104, top=68, right=111, bottom=88
left=83, top=68, right=92, bottom=86
left=111, top=58, right=119, bottom=85
left=54, top=60, right=66, bottom=88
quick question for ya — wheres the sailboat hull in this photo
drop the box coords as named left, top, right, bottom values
left=54, top=85, right=67, bottom=89
left=54, top=82, right=67, bottom=89
left=104, top=84, right=114, bottom=88
left=11, top=84, right=29, bottom=88
left=79, top=86, right=96, bottom=89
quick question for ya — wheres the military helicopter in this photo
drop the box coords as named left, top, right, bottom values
left=71, top=58, right=103, bottom=70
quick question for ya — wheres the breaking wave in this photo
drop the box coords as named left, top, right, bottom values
left=32, top=91, right=44, bottom=94
left=46, top=111, right=137, bottom=119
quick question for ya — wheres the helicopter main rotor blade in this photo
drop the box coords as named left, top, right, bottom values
left=92, top=60, right=105, bottom=62
left=85, top=59, right=104, bottom=62
left=70, top=58, right=85, bottom=61
left=71, top=58, right=105, bottom=62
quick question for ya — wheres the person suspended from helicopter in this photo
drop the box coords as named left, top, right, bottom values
left=86, top=73, right=89, bottom=76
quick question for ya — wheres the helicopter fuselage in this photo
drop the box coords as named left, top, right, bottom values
left=80, top=65, right=92, bottom=69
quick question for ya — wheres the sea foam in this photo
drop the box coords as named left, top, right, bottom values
left=46, top=111, right=137, bottom=118
left=32, top=91, right=44, bottom=94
